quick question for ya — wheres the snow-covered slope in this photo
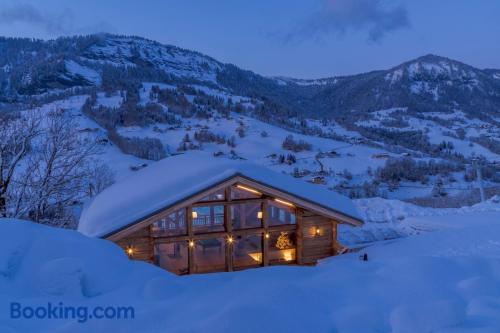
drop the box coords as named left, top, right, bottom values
left=2, top=200, right=500, bottom=332
left=1, top=35, right=499, bottom=207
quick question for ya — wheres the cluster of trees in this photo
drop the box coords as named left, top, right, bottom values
left=0, top=110, right=114, bottom=227
left=82, top=90, right=171, bottom=161
left=282, top=135, right=312, bottom=152
left=376, top=157, right=464, bottom=186
left=177, top=134, right=200, bottom=152
left=193, top=129, right=226, bottom=144
left=471, top=135, right=500, bottom=154
left=354, top=126, right=465, bottom=161
left=108, top=129, right=166, bottom=161
left=277, top=154, right=297, bottom=165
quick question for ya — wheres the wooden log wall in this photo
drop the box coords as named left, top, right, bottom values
left=299, top=211, right=336, bottom=264
left=116, top=225, right=154, bottom=263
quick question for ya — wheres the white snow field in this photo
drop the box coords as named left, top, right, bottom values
left=1, top=197, right=500, bottom=333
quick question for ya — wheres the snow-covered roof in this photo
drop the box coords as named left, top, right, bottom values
left=78, top=153, right=362, bottom=238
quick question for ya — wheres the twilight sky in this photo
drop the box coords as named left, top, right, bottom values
left=0, top=0, right=499, bottom=78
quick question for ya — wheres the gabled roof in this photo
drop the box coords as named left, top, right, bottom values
left=78, top=153, right=362, bottom=238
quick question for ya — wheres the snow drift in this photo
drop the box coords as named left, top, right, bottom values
left=2, top=200, right=500, bottom=332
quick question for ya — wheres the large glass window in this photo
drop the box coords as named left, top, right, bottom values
left=233, top=234, right=262, bottom=268
left=193, top=237, right=226, bottom=273
left=151, top=209, right=186, bottom=236
left=231, top=203, right=262, bottom=230
left=156, top=242, right=189, bottom=275
left=199, top=189, right=225, bottom=202
left=268, top=231, right=296, bottom=264
left=267, top=200, right=296, bottom=226
left=231, top=185, right=261, bottom=200
left=192, top=205, right=225, bottom=234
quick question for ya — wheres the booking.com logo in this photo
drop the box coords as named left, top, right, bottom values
left=10, top=302, right=135, bottom=323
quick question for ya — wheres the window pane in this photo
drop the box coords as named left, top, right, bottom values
left=231, top=203, right=262, bottom=230
left=269, top=231, right=296, bottom=264
left=156, top=242, right=189, bottom=275
left=151, top=209, right=186, bottom=236
left=193, top=206, right=225, bottom=234
left=199, top=189, right=225, bottom=202
left=267, top=201, right=296, bottom=226
left=231, top=185, right=261, bottom=199
left=233, top=234, right=262, bottom=268
left=193, top=237, right=226, bottom=273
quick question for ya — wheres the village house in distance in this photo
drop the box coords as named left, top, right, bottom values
left=78, top=153, right=363, bottom=275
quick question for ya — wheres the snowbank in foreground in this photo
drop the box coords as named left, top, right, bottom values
left=1, top=206, right=500, bottom=332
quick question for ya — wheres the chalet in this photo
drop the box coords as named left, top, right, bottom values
left=78, top=153, right=363, bottom=275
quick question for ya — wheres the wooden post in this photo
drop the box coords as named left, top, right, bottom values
left=332, top=220, right=338, bottom=255
left=187, top=206, right=194, bottom=274
left=224, top=187, right=233, bottom=272
left=149, top=224, right=156, bottom=264
left=262, top=199, right=269, bottom=266
left=296, top=209, right=303, bottom=265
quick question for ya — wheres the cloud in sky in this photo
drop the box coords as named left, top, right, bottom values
left=0, top=3, right=71, bottom=34
left=0, top=3, right=114, bottom=36
left=286, top=0, right=410, bottom=43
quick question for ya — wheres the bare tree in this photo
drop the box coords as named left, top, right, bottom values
left=3, top=109, right=113, bottom=228
left=0, top=111, right=41, bottom=217
left=21, top=110, right=102, bottom=226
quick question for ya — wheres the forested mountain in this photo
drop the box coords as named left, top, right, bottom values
left=0, top=34, right=498, bottom=227
left=2, top=34, right=499, bottom=124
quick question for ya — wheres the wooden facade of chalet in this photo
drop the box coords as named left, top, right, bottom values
left=105, top=175, right=362, bottom=275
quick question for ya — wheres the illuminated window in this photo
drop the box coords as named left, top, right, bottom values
left=192, top=205, right=225, bottom=234
left=267, top=200, right=296, bottom=226
left=193, top=237, right=226, bottom=273
left=151, top=209, right=186, bottom=236
left=199, top=189, right=225, bottom=202
left=156, top=242, right=189, bottom=275
left=233, top=234, right=263, bottom=268
left=268, top=231, right=296, bottom=264
left=231, top=202, right=262, bottom=230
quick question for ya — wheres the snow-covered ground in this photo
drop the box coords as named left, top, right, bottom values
left=1, top=197, right=499, bottom=333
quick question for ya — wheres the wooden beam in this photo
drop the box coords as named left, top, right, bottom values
left=296, top=208, right=303, bottom=265
left=332, top=220, right=338, bottom=254
left=262, top=198, right=269, bottom=266
left=187, top=206, right=194, bottom=274
left=152, top=224, right=297, bottom=244
left=192, top=198, right=264, bottom=207
left=225, top=187, right=233, bottom=272
left=226, top=239, right=233, bottom=272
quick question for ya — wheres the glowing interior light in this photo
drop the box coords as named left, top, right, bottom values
left=282, top=249, right=294, bottom=261
left=275, top=198, right=294, bottom=207
left=192, top=211, right=198, bottom=219
left=236, top=185, right=261, bottom=195
left=248, top=252, right=262, bottom=262
left=257, top=211, right=263, bottom=219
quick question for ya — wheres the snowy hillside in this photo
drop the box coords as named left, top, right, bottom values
left=1, top=197, right=500, bottom=332
left=0, top=34, right=498, bottom=228
left=14, top=79, right=499, bottom=212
